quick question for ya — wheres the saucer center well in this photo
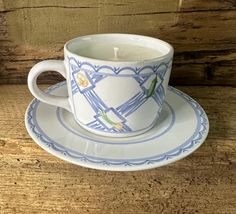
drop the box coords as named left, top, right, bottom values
left=56, top=102, right=175, bottom=145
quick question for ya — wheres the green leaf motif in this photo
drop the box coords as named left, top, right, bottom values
left=146, top=76, right=157, bottom=98
left=100, top=110, right=116, bottom=125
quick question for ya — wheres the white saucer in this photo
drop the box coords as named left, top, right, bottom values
left=25, top=82, right=209, bottom=171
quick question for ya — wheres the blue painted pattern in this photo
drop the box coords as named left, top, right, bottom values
left=68, top=57, right=172, bottom=134
left=83, top=90, right=108, bottom=113
left=68, top=56, right=172, bottom=75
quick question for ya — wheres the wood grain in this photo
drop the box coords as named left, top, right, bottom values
left=0, top=84, right=235, bottom=214
left=0, top=0, right=236, bottom=85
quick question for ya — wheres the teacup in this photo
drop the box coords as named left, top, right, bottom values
left=28, top=34, right=174, bottom=137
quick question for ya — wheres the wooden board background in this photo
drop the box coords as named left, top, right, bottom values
left=0, top=1, right=236, bottom=213
left=0, top=0, right=236, bottom=85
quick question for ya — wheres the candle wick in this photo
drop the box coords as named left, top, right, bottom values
left=114, top=47, right=119, bottom=59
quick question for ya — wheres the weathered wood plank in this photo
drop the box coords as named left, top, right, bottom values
left=100, top=0, right=236, bottom=16
left=2, top=7, right=235, bottom=49
left=100, top=0, right=179, bottom=16
left=181, top=0, right=236, bottom=11
left=100, top=10, right=236, bottom=52
left=0, top=1, right=236, bottom=85
left=0, top=85, right=235, bottom=213
left=2, top=0, right=236, bottom=13
left=0, top=0, right=99, bottom=10
left=0, top=0, right=3, bottom=12
left=171, top=62, right=236, bottom=86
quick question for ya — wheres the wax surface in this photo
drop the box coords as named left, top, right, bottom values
left=73, top=43, right=164, bottom=61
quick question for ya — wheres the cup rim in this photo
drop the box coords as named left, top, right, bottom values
left=64, top=33, right=174, bottom=64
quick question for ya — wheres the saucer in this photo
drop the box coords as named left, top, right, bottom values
left=25, top=82, right=209, bottom=171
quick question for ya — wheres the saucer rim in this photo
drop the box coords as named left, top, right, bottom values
left=25, top=81, right=209, bottom=171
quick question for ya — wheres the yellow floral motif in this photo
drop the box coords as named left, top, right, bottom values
left=77, top=73, right=88, bottom=87
left=113, top=123, right=123, bottom=130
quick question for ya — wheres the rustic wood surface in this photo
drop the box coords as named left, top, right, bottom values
left=0, top=84, right=235, bottom=213
left=0, top=0, right=236, bottom=213
left=0, top=0, right=236, bottom=85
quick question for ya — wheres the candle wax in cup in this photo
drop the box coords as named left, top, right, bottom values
left=74, top=43, right=164, bottom=61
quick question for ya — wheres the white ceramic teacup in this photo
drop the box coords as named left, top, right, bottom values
left=28, top=34, right=174, bottom=137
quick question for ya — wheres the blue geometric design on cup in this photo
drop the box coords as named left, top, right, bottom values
left=132, top=75, right=150, bottom=85
left=152, top=84, right=166, bottom=107
left=116, top=91, right=147, bottom=117
left=115, top=75, right=165, bottom=117
left=82, top=90, right=108, bottom=114
left=68, top=56, right=172, bottom=134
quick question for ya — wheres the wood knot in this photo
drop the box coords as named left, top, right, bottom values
left=0, top=139, right=6, bottom=147
left=205, top=64, right=215, bottom=80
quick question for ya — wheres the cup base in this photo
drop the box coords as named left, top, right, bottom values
left=75, top=119, right=157, bottom=138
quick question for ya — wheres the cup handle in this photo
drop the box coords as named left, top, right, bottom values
left=28, top=60, right=72, bottom=112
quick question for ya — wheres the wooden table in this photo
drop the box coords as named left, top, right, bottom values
left=0, top=84, right=235, bottom=213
